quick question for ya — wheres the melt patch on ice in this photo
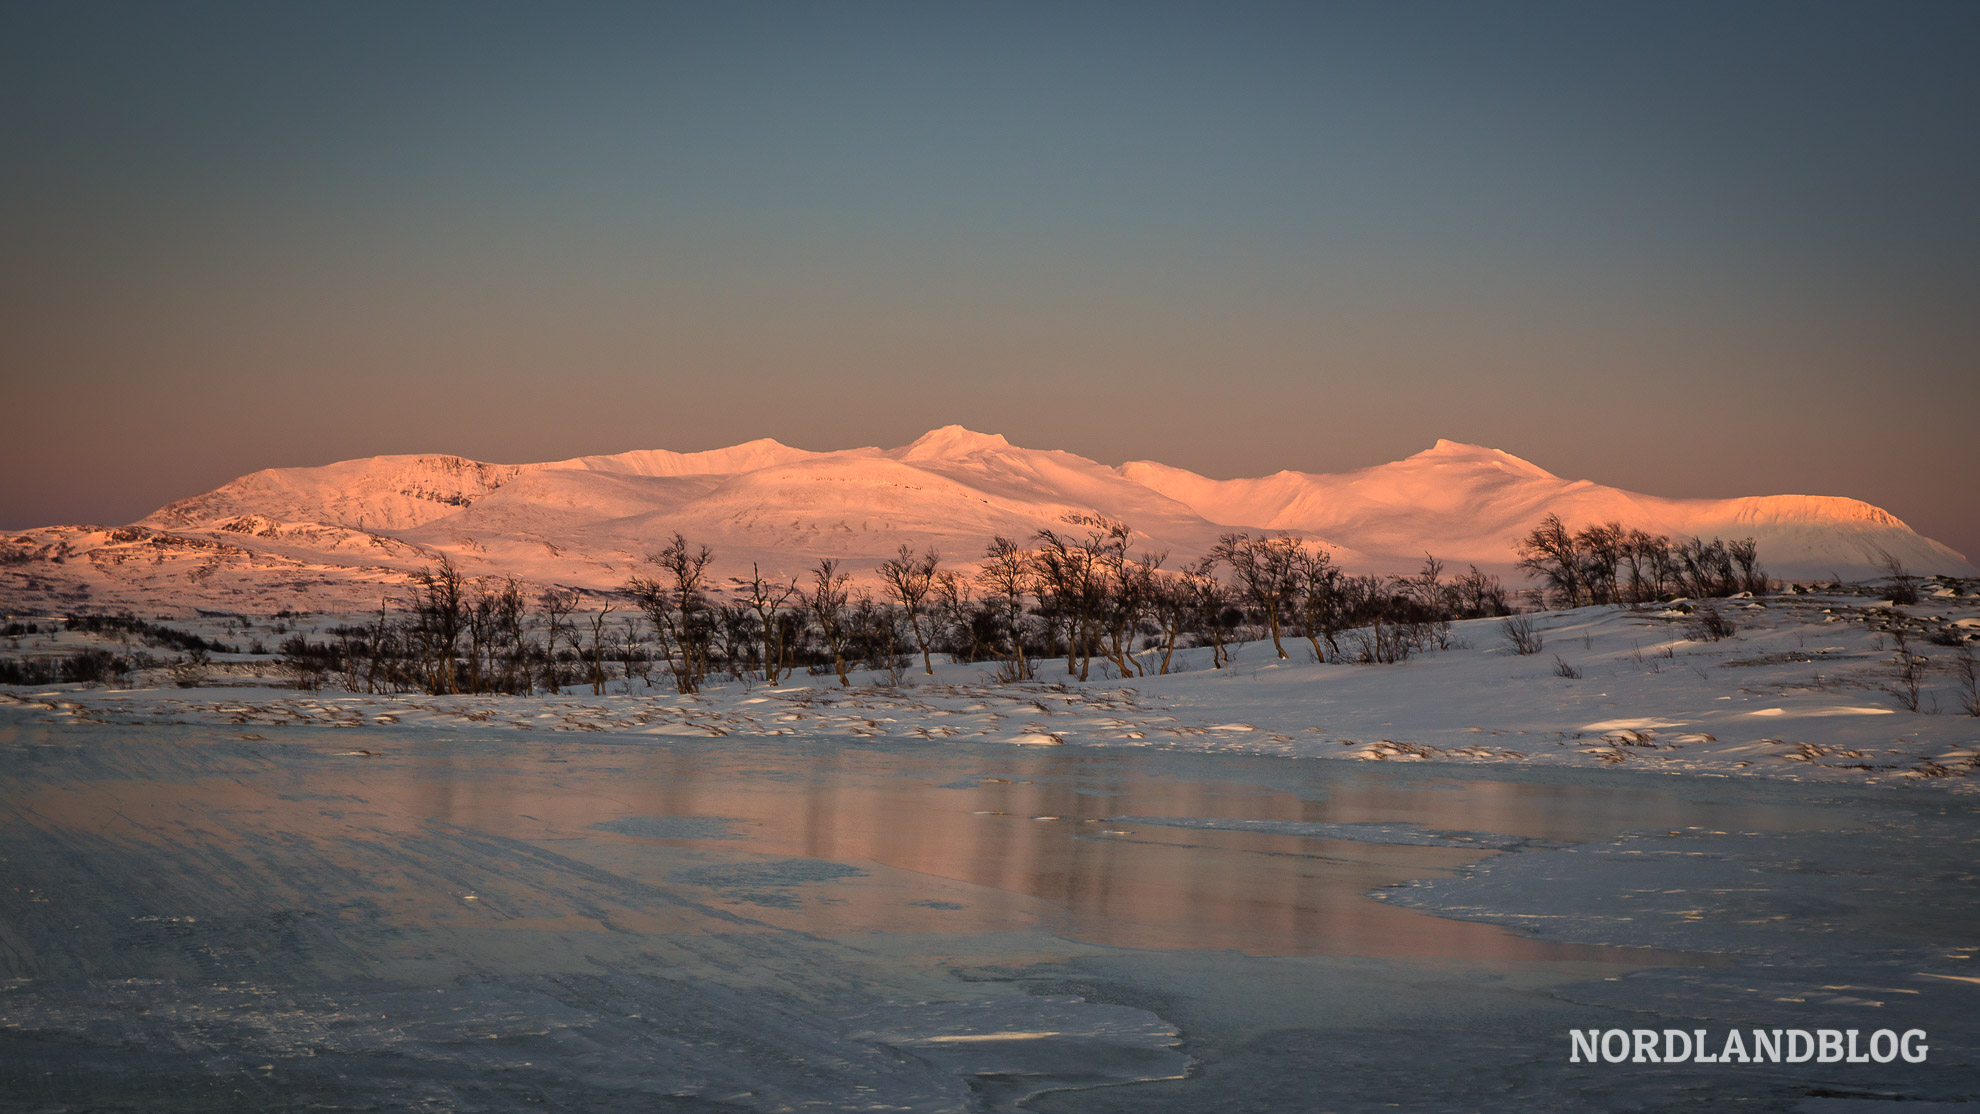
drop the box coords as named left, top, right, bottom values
left=591, top=816, right=743, bottom=841
left=1117, top=816, right=1556, bottom=851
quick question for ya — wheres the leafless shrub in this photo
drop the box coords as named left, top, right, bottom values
left=277, top=657, right=325, bottom=692
left=1631, top=641, right=1663, bottom=674
left=1502, top=615, right=1543, bottom=655
left=993, top=651, right=1038, bottom=683
left=1352, top=619, right=1418, bottom=664
left=1684, top=607, right=1737, bottom=641
left=1877, top=552, right=1920, bottom=606
left=1552, top=655, right=1581, bottom=679
left=167, top=650, right=210, bottom=688
left=1892, top=651, right=1925, bottom=712
left=1955, top=645, right=1979, bottom=717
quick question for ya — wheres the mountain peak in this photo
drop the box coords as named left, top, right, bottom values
left=17, top=429, right=1964, bottom=620
left=549, top=437, right=817, bottom=478
left=1414, top=438, right=1506, bottom=459
left=1406, top=439, right=1557, bottom=478
left=898, top=425, right=1012, bottom=461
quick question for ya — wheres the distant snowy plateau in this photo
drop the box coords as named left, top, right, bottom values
left=2, top=427, right=1969, bottom=615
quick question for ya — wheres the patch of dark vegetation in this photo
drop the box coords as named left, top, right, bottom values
left=0, top=649, right=135, bottom=686
left=1722, top=651, right=1824, bottom=668
left=62, top=613, right=239, bottom=655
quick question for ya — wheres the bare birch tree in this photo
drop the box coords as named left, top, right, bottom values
left=806, top=558, right=854, bottom=687
left=878, top=544, right=941, bottom=676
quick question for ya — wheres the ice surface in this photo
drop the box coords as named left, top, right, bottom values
left=1, top=728, right=1211, bottom=1111
left=5, top=719, right=1974, bottom=1110
left=1115, top=815, right=1567, bottom=850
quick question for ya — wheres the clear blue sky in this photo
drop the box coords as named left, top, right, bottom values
left=4, top=1, right=1976, bottom=559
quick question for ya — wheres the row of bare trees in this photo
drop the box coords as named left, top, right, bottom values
left=1515, top=515, right=1767, bottom=608
left=280, top=520, right=1526, bottom=696
left=283, top=510, right=1797, bottom=688
left=286, top=513, right=1783, bottom=697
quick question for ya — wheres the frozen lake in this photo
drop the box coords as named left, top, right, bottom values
left=2, top=722, right=1975, bottom=1111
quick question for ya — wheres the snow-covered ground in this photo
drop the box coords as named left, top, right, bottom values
left=6, top=588, right=1976, bottom=791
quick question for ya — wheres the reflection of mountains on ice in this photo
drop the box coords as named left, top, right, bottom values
left=5, top=720, right=1975, bottom=1111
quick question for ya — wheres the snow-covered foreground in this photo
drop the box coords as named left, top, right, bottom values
left=7, top=590, right=1977, bottom=790
left=4, top=590, right=1979, bottom=1111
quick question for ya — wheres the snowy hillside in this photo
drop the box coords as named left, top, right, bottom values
left=1, top=428, right=1969, bottom=615
left=1122, top=440, right=1965, bottom=580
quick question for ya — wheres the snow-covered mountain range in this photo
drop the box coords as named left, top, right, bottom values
left=3, top=427, right=1968, bottom=614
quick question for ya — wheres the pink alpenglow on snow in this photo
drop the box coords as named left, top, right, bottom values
left=0, top=428, right=1968, bottom=616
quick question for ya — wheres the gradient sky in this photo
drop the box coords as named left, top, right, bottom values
left=4, top=1, right=1976, bottom=560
